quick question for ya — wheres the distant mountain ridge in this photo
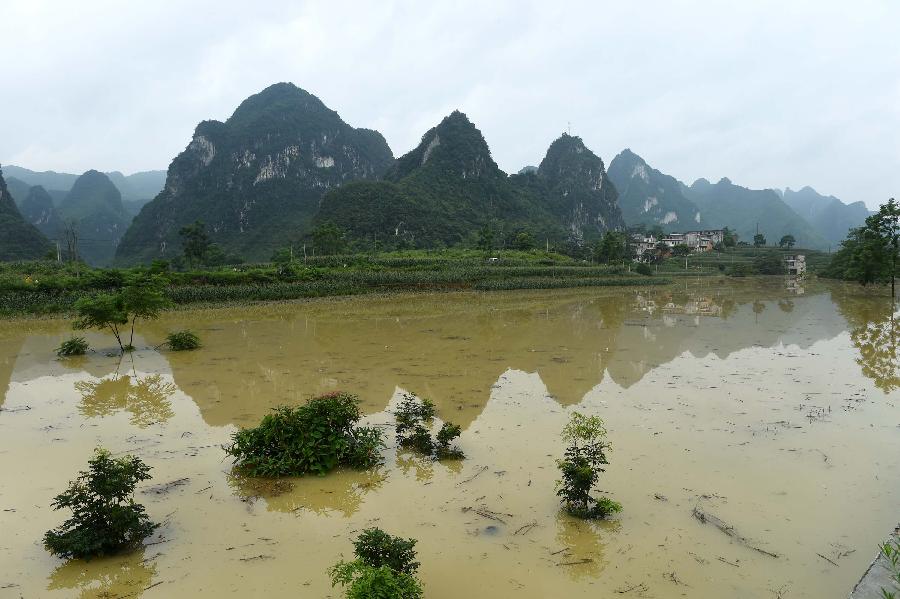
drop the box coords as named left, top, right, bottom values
left=782, top=186, right=869, bottom=248
left=608, top=149, right=859, bottom=249
left=684, top=177, right=828, bottom=248
left=1, top=165, right=165, bottom=204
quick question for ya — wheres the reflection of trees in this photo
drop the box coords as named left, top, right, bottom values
left=76, top=373, right=175, bottom=427
left=554, top=512, right=619, bottom=581
left=832, top=291, right=900, bottom=393
left=47, top=550, right=156, bottom=598
left=778, top=300, right=794, bottom=313
left=850, top=313, right=900, bottom=393
left=228, top=468, right=386, bottom=517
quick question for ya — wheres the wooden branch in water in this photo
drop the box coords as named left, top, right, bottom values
left=691, top=506, right=779, bottom=558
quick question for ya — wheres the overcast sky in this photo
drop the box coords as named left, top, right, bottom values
left=2, top=0, right=898, bottom=208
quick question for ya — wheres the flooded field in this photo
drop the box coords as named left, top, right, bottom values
left=1, top=278, right=898, bottom=598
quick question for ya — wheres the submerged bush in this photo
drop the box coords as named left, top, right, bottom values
left=226, top=392, right=384, bottom=476
left=330, top=528, right=423, bottom=599
left=556, top=412, right=622, bottom=520
left=56, top=335, right=89, bottom=357
left=44, top=448, right=157, bottom=559
left=394, top=393, right=464, bottom=460
left=353, top=528, right=420, bottom=574
left=166, top=330, right=201, bottom=351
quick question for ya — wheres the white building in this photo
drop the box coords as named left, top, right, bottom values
left=785, top=254, right=806, bottom=276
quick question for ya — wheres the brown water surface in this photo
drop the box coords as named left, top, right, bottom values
left=1, top=279, right=898, bottom=598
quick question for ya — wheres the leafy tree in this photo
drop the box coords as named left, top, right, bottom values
left=179, top=220, right=211, bottom=268
left=648, top=225, right=665, bottom=240
left=824, top=198, right=900, bottom=297
left=594, top=231, right=627, bottom=264
left=778, top=234, right=796, bottom=248
left=119, top=274, right=171, bottom=350
left=44, top=448, right=157, bottom=559
left=311, top=223, right=348, bottom=255
left=753, top=233, right=766, bottom=248
left=477, top=225, right=495, bottom=254
left=511, top=229, right=536, bottom=250
left=753, top=250, right=787, bottom=275
left=556, top=412, right=621, bottom=519
left=74, top=293, right=128, bottom=352
left=722, top=227, right=737, bottom=248
left=672, top=244, right=691, bottom=257
left=74, top=274, right=170, bottom=352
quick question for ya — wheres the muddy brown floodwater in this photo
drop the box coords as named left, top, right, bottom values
left=1, top=279, right=898, bottom=598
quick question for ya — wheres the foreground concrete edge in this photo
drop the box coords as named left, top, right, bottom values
left=849, top=525, right=900, bottom=598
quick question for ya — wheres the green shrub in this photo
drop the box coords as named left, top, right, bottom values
left=435, top=423, right=464, bottom=459
left=635, top=263, right=653, bottom=276
left=353, top=528, right=420, bottom=574
left=556, top=412, right=622, bottom=520
left=329, top=560, right=422, bottom=599
left=330, top=528, right=423, bottom=599
left=394, top=394, right=464, bottom=460
left=166, top=330, right=201, bottom=351
left=44, top=448, right=157, bottom=559
left=226, top=392, right=384, bottom=476
left=56, top=336, right=89, bottom=357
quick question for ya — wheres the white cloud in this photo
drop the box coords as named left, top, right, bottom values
left=0, top=0, right=897, bottom=208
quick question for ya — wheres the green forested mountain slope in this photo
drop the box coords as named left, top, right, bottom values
left=608, top=149, right=702, bottom=230
left=319, top=118, right=622, bottom=249
left=115, top=83, right=394, bottom=264
left=0, top=167, right=52, bottom=261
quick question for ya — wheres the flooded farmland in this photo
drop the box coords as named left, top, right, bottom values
left=0, top=279, right=898, bottom=598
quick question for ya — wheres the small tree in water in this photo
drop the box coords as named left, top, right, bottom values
left=394, top=393, right=464, bottom=460
left=556, top=412, right=622, bottom=519
left=330, top=528, right=423, bottom=599
left=74, top=274, right=170, bottom=352
left=44, top=448, right=157, bottom=559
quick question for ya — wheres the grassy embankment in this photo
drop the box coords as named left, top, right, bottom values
left=0, top=249, right=668, bottom=317
left=0, top=246, right=829, bottom=317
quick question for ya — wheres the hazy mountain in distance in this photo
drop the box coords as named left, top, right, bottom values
left=58, top=170, right=131, bottom=265
left=4, top=177, right=32, bottom=206
left=782, top=186, right=870, bottom=247
left=19, top=185, right=63, bottom=238
left=684, top=178, right=829, bottom=249
left=2, top=165, right=166, bottom=204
